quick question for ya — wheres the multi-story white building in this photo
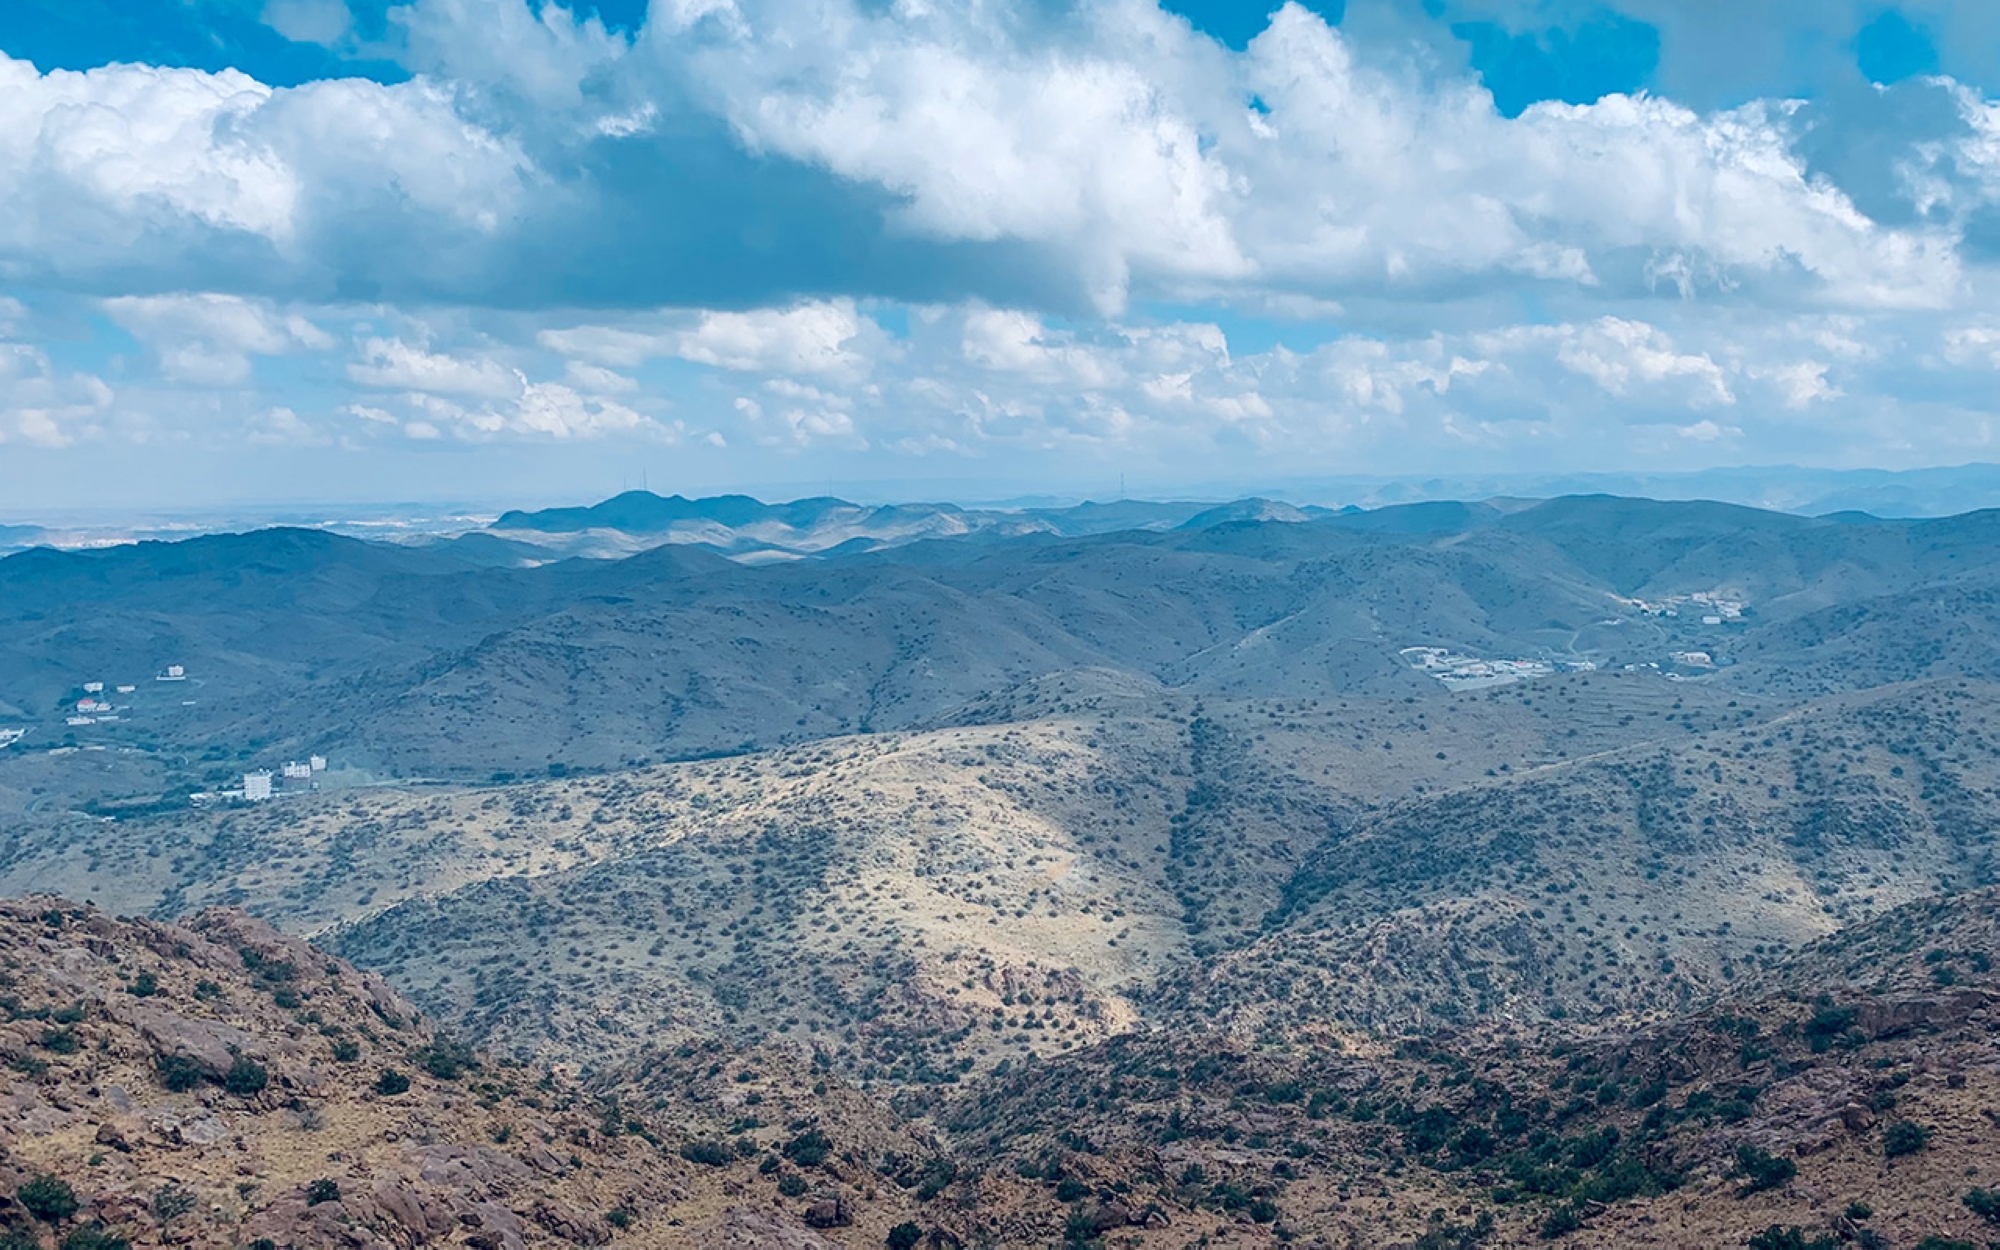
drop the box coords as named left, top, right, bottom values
left=243, top=771, right=274, bottom=802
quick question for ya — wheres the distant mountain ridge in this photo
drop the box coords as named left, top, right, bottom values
left=485, top=489, right=1336, bottom=560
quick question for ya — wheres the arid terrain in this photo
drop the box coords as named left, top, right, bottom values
left=1, top=495, right=1997, bottom=1247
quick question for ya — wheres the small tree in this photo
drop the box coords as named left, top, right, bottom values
left=1966, top=1186, right=2000, bottom=1224
left=1735, top=1144, right=1796, bottom=1194
left=886, top=1223, right=924, bottom=1250
left=156, top=1053, right=206, bottom=1093
left=1884, top=1120, right=1932, bottom=1159
left=152, top=1183, right=198, bottom=1225
left=782, top=1129, right=832, bottom=1167
left=224, top=1056, right=269, bottom=1096
left=18, top=1175, right=80, bottom=1224
left=304, top=1179, right=340, bottom=1206
left=373, top=1069, right=411, bottom=1096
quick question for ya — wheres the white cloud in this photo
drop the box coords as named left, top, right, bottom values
left=674, top=301, right=876, bottom=376
left=0, top=343, right=114, bottom=448
left=105, top=293, right=330, bottom=385
left=658, top=0, right=1965, bottom=312
left=349, top=337, right=522, bottom=398
left=1546, top=317, right=1736, bottom=407
left=0, top=51, right=529, bottom=284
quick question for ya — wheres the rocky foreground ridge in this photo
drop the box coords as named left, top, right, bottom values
left=0, top=892, right=1996, bottom=1247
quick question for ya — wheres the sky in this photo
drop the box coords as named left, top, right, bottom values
left=5, top=1, right=2000, bottom=510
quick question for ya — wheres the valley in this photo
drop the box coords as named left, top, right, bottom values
left=1, top=493, right=1998, bottom=1247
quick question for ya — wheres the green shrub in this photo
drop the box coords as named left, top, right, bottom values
left=155, top=1054, right=205, bottom=1093
left=419, top=1040, right=476, bottom=1081
left=679, top=1141, right=731, bottom=1166
left=1539, top=1202, right=1583, bottom=1239
left=1966, top=1186, right=2000, bottom=1224
left=782, top=1129, right=832, bottom=1167
left=330, top=1038, right=360, bottom=1063
left=886, top=1223, right=924, bottom=1250
left=304, top=1179, right=340, bottom=1206
left=777, top=1174, right=808, bottom=1197
left=1735, top=1145, right=1796, bottom=1194
left=151, top=1183, right=197, bottom=1224
left=373, top=1069, right=410, bottom=1096
left=1883, top=1120, right=1931, bottom=1159
left=224, top=1057, right=269, bottom=1096
left=60, top=1227, right=129, bottom=1250
left=18, top=1175, right=80, bottom=1223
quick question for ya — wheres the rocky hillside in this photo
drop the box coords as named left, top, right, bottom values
left=0, top=899, right=956, bottom=1249
left=937, top=886, right=2000, bottom=1247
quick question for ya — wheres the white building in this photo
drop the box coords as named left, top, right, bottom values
left=281, top=761, right=312, bottom=780
left=243, top=771, right=274, bottom=802
left=158, top=665, right=186, bottom=681
left=309, top=755, right=327, bottom=772
left=83, top=681, right=103, bottom=694
left=116, top=685, right=135, bottom=694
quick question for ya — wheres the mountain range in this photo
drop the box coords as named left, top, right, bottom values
left=3, top=490, right=2000, bottom=1246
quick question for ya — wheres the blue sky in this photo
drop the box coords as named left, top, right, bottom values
left=3, top=1, right=2000, bottom=510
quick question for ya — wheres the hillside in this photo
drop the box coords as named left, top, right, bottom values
left=0, top=898, right=921, bottom=1248
left=937, top=886, right=2000, bottom=1247
left=7, top=883, right=1994, bottom=1250
left=1164, top=678, right=2000, bottom=1036
left=16, top=495, right=2000, bottom=801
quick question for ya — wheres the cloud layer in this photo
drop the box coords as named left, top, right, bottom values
left=5, top=0, right=2000, bottom=501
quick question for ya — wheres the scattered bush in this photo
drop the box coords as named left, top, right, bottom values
left=151, top=1183, right=198, bottom=1224
left=1539, top=1201, right=1583, bottom=1239
left=224, top=1057, right=269, bottom=1096
left=373, top=1069, right=411, bottom=1097
left=155, top=1054, right=206, bottom=1093
left=1966, top=1186, right=2000, bottom=1224
left=1735, top=1145, right=1796, bottom=1194
left=18, top=1175, right=80, bottom=1223
left=419, top=1039, right=476, bottom=1081
left=679, top=1141, right=731, bottom=1166
left=59, top=1227, right=128, bottom=1250
left=782, top=1129, right=832, bottom=1167
left=777, top=1174, right=808, bottom=1197
left=886, top=1223, right=924, bottom=1250
left=305, top=1179, right=340, bottom=1206
left=1883, top=1120, right=1932, bottom=1159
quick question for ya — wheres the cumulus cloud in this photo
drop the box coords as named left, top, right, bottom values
left=106, top=293, right=331, bottom=385
left=0, top=343, right=114, bottom=448
left=0, top=52, right=528, bottom=296
left=349, top=337, right=523, bottom=398
left=13, top=0, right=2000, bottom=483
